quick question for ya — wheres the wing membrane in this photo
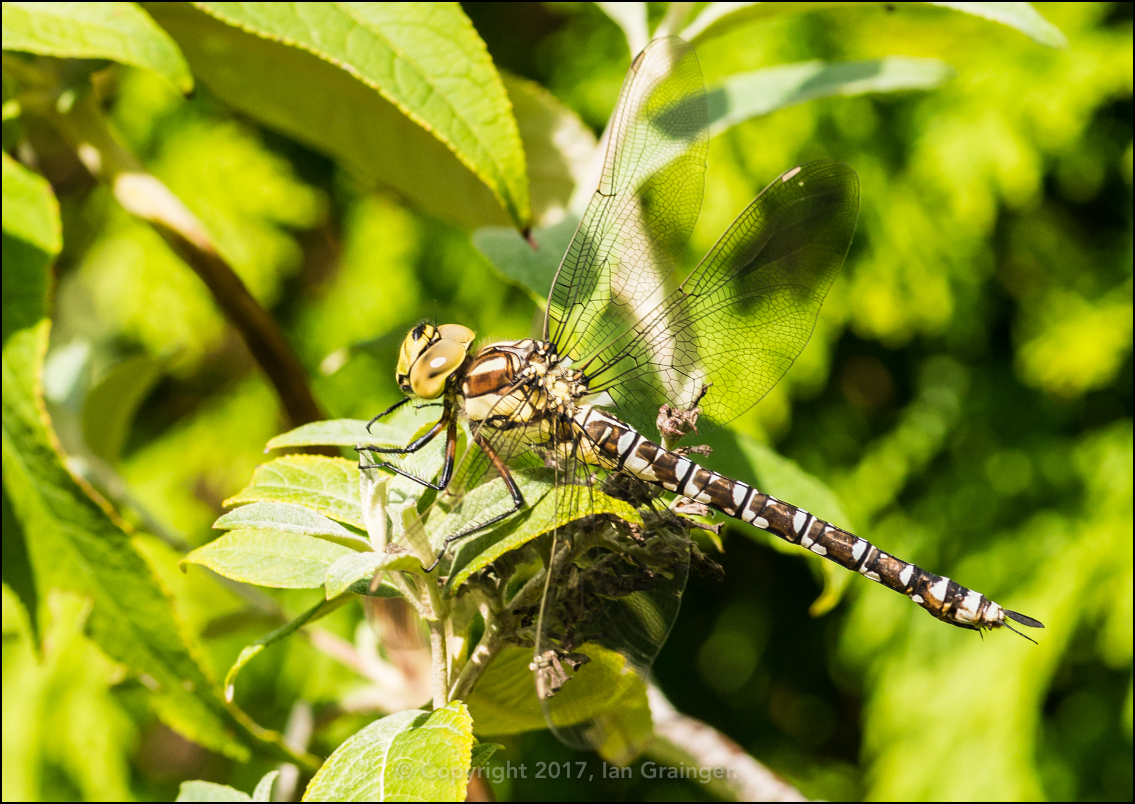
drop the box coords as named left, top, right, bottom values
left=584, top=161, right=860, bottom=432
left=545, top=37, right=708, bottom=366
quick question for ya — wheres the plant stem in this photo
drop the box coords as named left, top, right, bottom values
left=427, top=619, right=448, bottom=709
left=448, top=612, right=504, bottom=702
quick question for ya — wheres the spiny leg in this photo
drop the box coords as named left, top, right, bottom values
left=424, top=430, right=526, bottom=572
left=358, top=411, right=458, bottom=490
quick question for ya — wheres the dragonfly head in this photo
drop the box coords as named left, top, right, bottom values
left=396, top=322, right=476, bottom=400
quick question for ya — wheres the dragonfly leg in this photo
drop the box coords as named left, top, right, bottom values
left=358, top=412, right=457, bottom=491
left=423, top=431, right=525, bottom=572
left=365, top=396, right=412, bottom=431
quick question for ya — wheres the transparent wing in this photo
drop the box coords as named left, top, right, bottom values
left=583, top=161, right=861, bottom=433
left=532, top=426, right=690, bottom=754
left=544, top=36, right=708, bottom=369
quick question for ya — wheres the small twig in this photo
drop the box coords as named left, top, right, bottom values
left=646, top=684, right=808, bottom=802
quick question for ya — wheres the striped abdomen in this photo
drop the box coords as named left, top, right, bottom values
left=577, top=407, right=1041, bottom=634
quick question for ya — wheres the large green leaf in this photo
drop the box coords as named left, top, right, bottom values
left=1, top=1, right=193, bottom=92
left=225, top=455, right=363, bottom=529
left=682, top=2, right=1065, bottom=48
left=196, top=2, right=529, bottom=228
left=303, top=702, right=475, bottom=802
left=182, top=528, right=355, bottom=589
left=146, top=3, right=527, bottom=231
left=708, top=57, right=954, bottom=136
left=1, top=156, right=246, bottom=759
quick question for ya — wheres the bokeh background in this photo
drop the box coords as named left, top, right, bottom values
left=3, top=2, right=1131, bottom=801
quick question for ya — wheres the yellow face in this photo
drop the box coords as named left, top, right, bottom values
left=395, top=323, right=476, bottom=399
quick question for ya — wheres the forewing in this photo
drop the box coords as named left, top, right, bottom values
left=584, top=160, right=860, bottom=433
left=545, top=37, right=708, bottom=367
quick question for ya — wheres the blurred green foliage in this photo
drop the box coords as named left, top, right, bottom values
left=2, top=2, right=1131, bottom=802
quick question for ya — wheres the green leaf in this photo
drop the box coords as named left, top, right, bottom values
left=465, top=644, right=646, bottom=741
left=1, top=159, right=247, bottom=760
left=176, top=780, right=252, bottom=802
left=147, top=3, right=527, bottom=231
left=1, top=153, right=62, bottom=259
left=2, top=2, right=193, bottom=92
left=324, top=550, right=420, bottom=600
left=183, top=527, right=355, bottom=589
left=2, top=485, right=38, bottom=640
left=737, top=433, right=857, bottom=616
left=444, top=469, right=642, bottom=592
left=252, top=771, right=279, bottom=803
left=303, top=702, right=475, bottom=802
left=214, top=502, right=372, bottom=551
left=267, top=417, right=401, bottom=450
left=502, top=73, right=597, bottom=228
left=469, top=742, right=502, bottom=769
left=472, top=215, right=579, bottom=302
left=708, top=58, right=955, bottom=137
left=682, top=2, right=1065, bottom=48
left=225, top=455, right=364, bottom=529
left=82, top=354, right=164, bottom=463
left=224, top=597, right=351, bottom=703
left=929, top=2, right=1066, bottom=47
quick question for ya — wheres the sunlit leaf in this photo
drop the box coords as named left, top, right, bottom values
left=2, top=1, right=193, bottom=92
left=214, top=501, right=372, bottom=551
left=149, top=3, right=528, bottom=230
left=324, top=550, right=420, bottom=600
left=225, top=455, right=363, bottom=529
left=251, top=771, right=279, bottom=803
left=708, top=58, right=955, bottom=136
left=267, top=417, right=397, bottom=450
left=303, top=702, right=474, bottom=802
left=182, top=527, right=355, bottom=589
left=176, top=780, right=252, bottom=802
left=682, top=2, right=1065, bottom=48
left=1, top=153, right=62, bottom=259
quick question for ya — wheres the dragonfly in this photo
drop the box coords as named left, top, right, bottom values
left=360, top=37, right=1042, bottom=748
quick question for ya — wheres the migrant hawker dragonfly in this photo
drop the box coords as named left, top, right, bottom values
left=360, top=36, right=1042, bottom=747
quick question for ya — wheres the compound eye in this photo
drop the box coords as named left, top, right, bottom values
left=410, top=339, right=467, bottom=399
left=436, top=323, right=475, bottom=347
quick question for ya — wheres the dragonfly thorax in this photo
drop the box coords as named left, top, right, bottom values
left=461, top=339, right=588, bottom=428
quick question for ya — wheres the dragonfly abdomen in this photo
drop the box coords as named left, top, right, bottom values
left=577, top=406, right=1040, bottom=635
